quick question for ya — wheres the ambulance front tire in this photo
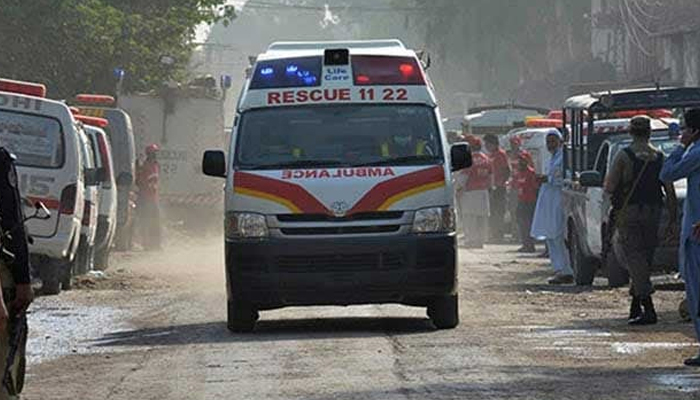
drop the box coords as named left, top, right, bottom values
left=427, top=294, right=459, bottom=330
left=60, top=261, right=73, bottom=291
left=40, top=263, right=62, bottom=296
left=94, top=247, right=111, bottom=271
left=227, top=299, right=259, bottom=333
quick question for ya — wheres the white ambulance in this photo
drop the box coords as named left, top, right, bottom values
left=203, top=40, right=472, bottom=332
left=0, top=79, right=84, bottom=294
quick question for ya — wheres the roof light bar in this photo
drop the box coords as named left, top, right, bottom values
left=75, top=115, right=109, bottom=128
left=75, top=94, right=116, bottom=106
left=0, top=78, right=47, bottom=98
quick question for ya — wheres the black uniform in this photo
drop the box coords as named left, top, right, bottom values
left=0, top=147, right=30, bottom=286
left=0, top=147, right=31, bottom=399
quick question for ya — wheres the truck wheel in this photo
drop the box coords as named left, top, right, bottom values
left=227, top=300, right=259, bottom=333
left=680, top=298, right=691, bottom=322
left=40, top=265, right=61, bottom=296
left=569, top=230, right=595, bottom=286
left=427, top=295, right=459, bottom=329
left=604, top=249, right=629, bottom=288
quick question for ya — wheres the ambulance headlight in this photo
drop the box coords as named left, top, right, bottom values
left=226, top=212, right=269, bottom=238
left=412, top=207, right=455, bottom=234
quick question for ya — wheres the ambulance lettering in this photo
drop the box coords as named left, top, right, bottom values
left=19, top=174, right=55, bottom=196
left=281, top=167, right=395, bottom=180
left=268, top=88, right=353, bottom=105
left=0, top=93, right=42, bottom=111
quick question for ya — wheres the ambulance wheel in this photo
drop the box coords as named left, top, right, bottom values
left=94, top=247, right=110, bottom=271
left=227, top=300, right=259, bottom=333
left=428, top=295, right=459, bottom=330
left=569, top=230, right=595, bottom=286
left=60, top=262, right=73, bottom=291
left=40, top=265, right=61, bottom=296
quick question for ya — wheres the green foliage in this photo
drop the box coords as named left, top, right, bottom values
left=0, top=0, right=235, bottom=98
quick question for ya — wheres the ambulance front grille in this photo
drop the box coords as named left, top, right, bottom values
left=277, top=212, right=404, bottom=223
left=280, top=225, right=401, bottom=236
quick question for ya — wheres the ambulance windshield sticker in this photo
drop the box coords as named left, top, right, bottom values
left=323, top=66, right=351, bottom=83
left=0, top=111, right=63, bottom=168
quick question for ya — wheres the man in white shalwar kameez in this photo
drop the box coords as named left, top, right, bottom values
left=531, top=129, right=574, bottom=284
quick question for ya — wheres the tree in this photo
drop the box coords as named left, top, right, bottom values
left=0, top=0, right=235, bottom=97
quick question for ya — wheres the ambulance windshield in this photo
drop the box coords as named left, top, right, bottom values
left=235, top=105, right=442, bottom=170
left=0, top=110, right=64, bottom=168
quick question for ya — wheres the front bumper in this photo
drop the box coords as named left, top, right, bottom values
left=225, top=234, right=457, bottom=310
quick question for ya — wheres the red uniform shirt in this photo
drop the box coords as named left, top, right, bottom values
left=490, top=148, right=511, bottom=188
left=137, top=160, right=160, bottom=202
left=513, top=165, right=538, bottom=203
left=508, top=149, right=533, bottom=172
left=465, top=152, right=492, bottom=191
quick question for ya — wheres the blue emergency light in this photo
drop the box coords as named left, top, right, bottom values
left=250, top=56, right=322, bottom=89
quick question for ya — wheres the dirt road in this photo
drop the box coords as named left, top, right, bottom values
left=20, top=237, right=700, bottom=399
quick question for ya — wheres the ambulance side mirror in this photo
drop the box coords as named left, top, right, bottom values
left=579, top=170, right=603, bottom=187
left=450, top=143, right=472, bottom=172
left=203, top=150, right=226, bottom=178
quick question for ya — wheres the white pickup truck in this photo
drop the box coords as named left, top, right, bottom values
left=564, top=130, right=684, bottom=286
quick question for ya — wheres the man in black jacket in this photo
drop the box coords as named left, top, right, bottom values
left=0, top=147, right=33, bottom=400
left=605, top=116, right=677, bottom=325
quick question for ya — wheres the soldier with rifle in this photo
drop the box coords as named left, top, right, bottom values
left=0, top=147, right=34, bottom=400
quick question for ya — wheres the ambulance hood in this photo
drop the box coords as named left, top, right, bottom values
left=231, top=165, right=448, bottom=216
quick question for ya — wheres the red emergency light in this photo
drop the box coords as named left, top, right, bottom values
left=0, top=78, right=47, bottom=98
left=525, top=118, right=562, bottom=128
left=69, top=106, right=81, bottom=115
left=547, top=110, right=563, bottom=120
left=351, top=56, right=425, bottom=86
left=75, top=115, right=109, bottom=128
left=74, top=94, right=116, bottom=106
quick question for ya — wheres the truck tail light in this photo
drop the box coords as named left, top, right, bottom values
left=59, top=184, right=77, bottom=215
left=97, top=134, right=113, bottom=188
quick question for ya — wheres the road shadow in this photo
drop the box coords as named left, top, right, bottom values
left=300, top=365, right=700, bottom=400
left=92, top=316, right=436, bottom=348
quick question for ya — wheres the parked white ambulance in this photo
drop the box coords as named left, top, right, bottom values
left=203, top=40, right=472, bottom=332
left=72, top=122, right=100, bottom=276
left=81, top=119, right=117, bottom=270
left=0, top=79, right=84, bottom=294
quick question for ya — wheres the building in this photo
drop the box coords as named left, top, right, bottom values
left=591, top=0, right=700, bottom=87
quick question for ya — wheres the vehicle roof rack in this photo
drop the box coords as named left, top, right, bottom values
left=564, top=87, right=700, bottom=112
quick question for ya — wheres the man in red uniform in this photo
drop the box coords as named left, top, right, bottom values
left=136, top=144, right=162, bottom=250
left=456, top=136, right=492, bottom=248
left=484, top=134, right=511, bottom=242
left=507, top=136, right=533, bottom=239
left=513, top=153, right=539, bottom=253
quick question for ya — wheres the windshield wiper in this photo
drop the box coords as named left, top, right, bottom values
left=245, top=160, right=345, bottom=170
left=353, top=155, right=441, bottom=167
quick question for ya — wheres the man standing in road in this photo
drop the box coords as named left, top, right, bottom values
left=0, top=147, right=34, bottom=400
left=606, top=116, right=677, bottom=325
left=513, top=153, right=538, bottom=253
left=531, top=130, right=573, bottom=284
left=457, top=136, right=492, bottom=248
left=484, top=134, right=510, bottom=243
left=660, top=109, right=700, bottom=366
left=136, top=144, right=162, bottom=250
